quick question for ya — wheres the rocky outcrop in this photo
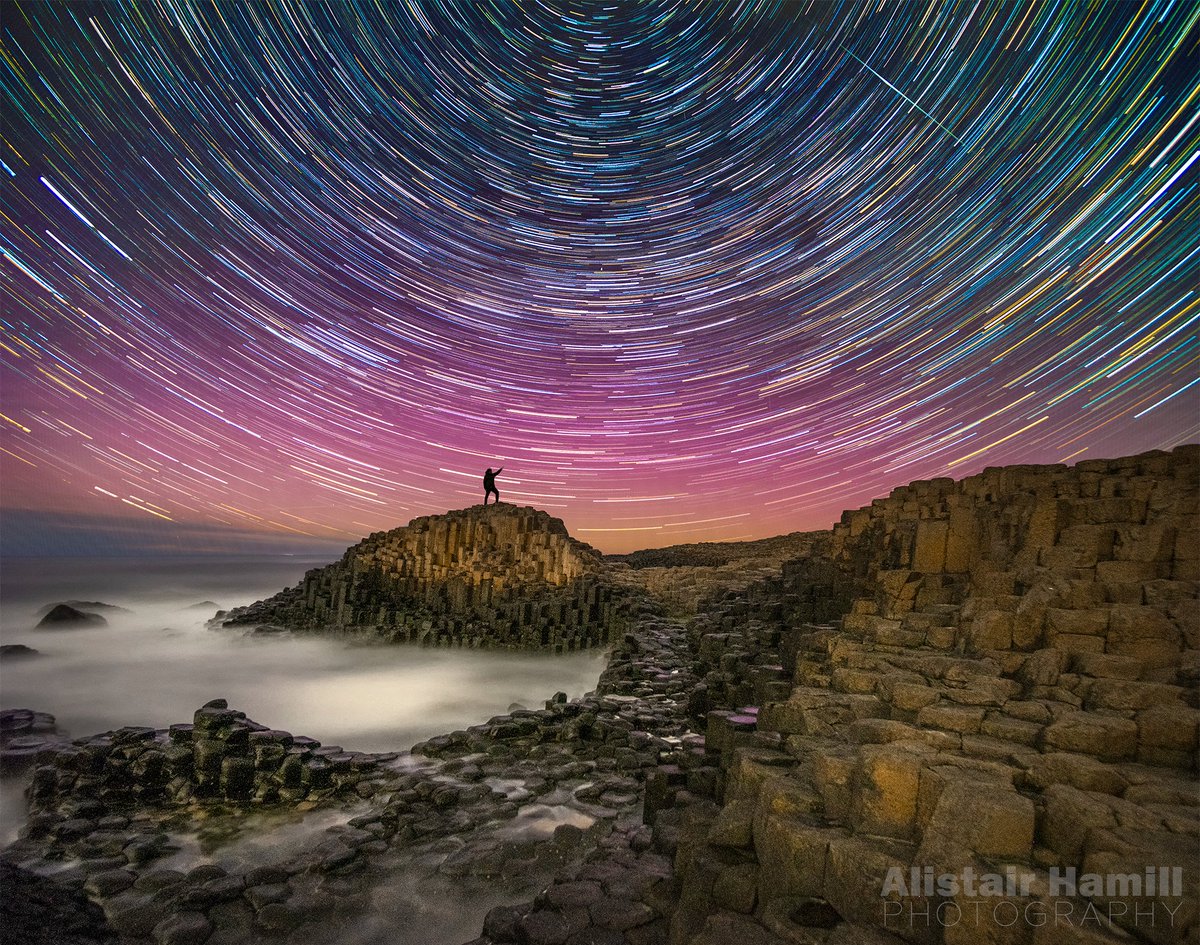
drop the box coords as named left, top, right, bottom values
left=4, top=447, right=1195, bottom=945
left=3, top=602, right=704, bottom=945
left=1, top=708, right=62, bottom=772
left=35, top=601, right=130, bottom=618
left=611, top=532, right=832, bottom=618
left=650, top=445, right=1199, bottom=944
left=0, top=861, right=116, bottom=944
left=22, top=699, right=394, bottom=819
left=0, top=644, right=41, bottom=658
left=222, top=503, right=625, bottom=651
left=612, top=533, right=823, bottom=570
left=37, top=604, right=107, bottom=628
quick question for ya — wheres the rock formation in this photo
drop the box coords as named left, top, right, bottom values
left=0, top=644, right=41, bottom=659
left=2, top=620, right=699, bottom=945
left=222, top=503, right=624, bottom=651
left=35, top=601, right=129, bottom=616
left=2, top=446, right=1196, bottom=945
left=610, top=531, right=831, bottom=617
left=0, top=708, right=60, bottom=772
left=0, top=861, right=116, bottom=945
left=650, top=444, right=1198, bottom=944
left=36, top=604, right=107, bottom=628
left=22, top=698, right=393, bottom=819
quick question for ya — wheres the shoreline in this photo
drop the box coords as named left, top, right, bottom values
left=1, top=591, right=706, bottom=945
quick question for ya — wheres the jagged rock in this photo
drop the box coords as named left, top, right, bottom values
left=19, top=700, right=387, bottom=826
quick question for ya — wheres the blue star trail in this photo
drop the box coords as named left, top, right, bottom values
left=1, top=0, right=1197, bottom=552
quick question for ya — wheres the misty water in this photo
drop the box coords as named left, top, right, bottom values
left=0, top=554, right=609, bottom=848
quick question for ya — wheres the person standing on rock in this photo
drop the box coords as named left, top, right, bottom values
left=483, top=467, right=503, bottom=505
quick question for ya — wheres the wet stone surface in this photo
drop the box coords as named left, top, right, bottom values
left=0, top=708, right=66, bottom=773
left=1, top=600, right=710, bottom=945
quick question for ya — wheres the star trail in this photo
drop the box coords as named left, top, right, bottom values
left=2, top=0, right=1197, bottom=553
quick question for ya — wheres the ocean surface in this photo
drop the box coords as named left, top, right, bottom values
left=0, top=554, right=609, bottom=845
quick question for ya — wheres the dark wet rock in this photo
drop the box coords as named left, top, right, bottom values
left=124, top=834, right=172, bottom=865
left=484, top=904, right=527, bottom=941
left=565, top=928, right=625, bottom=945
left=243, top=865, right=290, bottom=886
left=83, top=868, right=136, bottom=897
left=152, top=910, right=213, bottom=945
left=205, top=898, right=255, bottom=935
left=134, top=869, right=187, bottom=894
left=249, top=623, right=291, bottom=636
left=552, top=823, right=587, bottom=848
left=518, top=909, right=577, bottom=945
left=37, top=603, right=107, bottom=628
left=79, top=830, right=129, bottom=858
left=199, top=875, right=245, bottom=903
left=244, top=882, right=290, bottom=910
left=1, top=728, right=66, bottom=773
left=56, top=818, right=95, bottom=840
left=173, top=886, right=216, bottom=911
left=542, top=880, right=604, bottom=910
left=0, top=861, right=117, bottom=944
left=185, top=864, right=227, bottom=883
left=104, top=892, right=171, bottom=937
left=588, top=897, right=655, bottom=930
left=0, top=643, right=41, bottom=658
left=255, top=901, right=304, bottom=931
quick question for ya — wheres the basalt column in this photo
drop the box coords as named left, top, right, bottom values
left=222, top=504, right=626, bottom=652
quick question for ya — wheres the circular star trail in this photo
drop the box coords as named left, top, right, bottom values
left=2, top=1, right=1197, bottom=553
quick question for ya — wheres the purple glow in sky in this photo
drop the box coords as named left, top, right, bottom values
left=2, top=1, right=1197, bottom=554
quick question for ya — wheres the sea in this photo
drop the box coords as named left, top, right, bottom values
left=0, top=553, right=608, bottom=848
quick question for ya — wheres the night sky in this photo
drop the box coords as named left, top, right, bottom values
left=2, top=1, right=1197, bottom=555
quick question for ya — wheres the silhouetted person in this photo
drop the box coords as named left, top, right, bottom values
left=484, top=467, right=503, bottom=505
